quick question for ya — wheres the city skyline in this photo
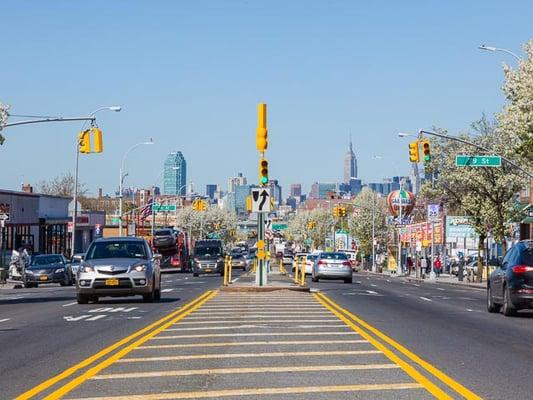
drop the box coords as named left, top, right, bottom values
left=163, top=151, right=187, bottom=196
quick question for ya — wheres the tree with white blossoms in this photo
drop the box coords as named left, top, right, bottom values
left=0, top=102, right=9, bottom=145
left=498, top=39, right=533, bottom=162
left=287, top=208, right=336, bottom=249
left=175, top=206, right=237, bottom=244
left=347, top=188, right=389, bottom=258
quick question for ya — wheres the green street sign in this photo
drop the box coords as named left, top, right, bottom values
left=111, top=217, right=120, bottom=224
left=152, top=204, right=176, bottom=212
left=303, top=239, right=312, bottom=245
left=272, top=223, right=288, bottom=230
left=456, top=155, right=501, bottom=167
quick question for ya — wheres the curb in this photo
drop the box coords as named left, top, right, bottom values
left=402, top=276, right=485, bottom=290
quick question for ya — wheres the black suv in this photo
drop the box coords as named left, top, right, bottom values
left=192, top=239, right=225, bottom=277
left=153, top=229, right=177, bottom=251
left=487, top=240, right=533, bottom=316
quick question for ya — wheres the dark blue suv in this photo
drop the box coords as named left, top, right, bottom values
left=487, top=240, right=533, bottom=316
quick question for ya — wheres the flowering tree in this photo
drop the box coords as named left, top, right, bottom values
left=175, top=206, right=237, bottom=244
left=287, top=208, right=336, bottom=249
left=0, top=102, right=9, bottom=144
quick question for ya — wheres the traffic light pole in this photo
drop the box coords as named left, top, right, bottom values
left=256, top=211, right=267, bottom=286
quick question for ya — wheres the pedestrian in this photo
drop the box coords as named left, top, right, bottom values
left=420, top=257, right=427, bottom=279
left=434, top=256, right=442, bottom=277
left=407, top=257, right=414, bottom=276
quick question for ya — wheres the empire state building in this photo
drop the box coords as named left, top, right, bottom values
left=343, top=140, right=358, bottom=183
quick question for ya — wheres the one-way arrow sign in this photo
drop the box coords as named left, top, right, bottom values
left=251, top=188, right=271, bottom=213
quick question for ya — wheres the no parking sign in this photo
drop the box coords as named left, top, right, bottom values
left=95, top=224, right=102, bottom=236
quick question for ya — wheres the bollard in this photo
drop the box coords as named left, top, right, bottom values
left=294, top=257, right=300, bottom=284
left=300, top=257, right=306, bottom=286
left=228, top=256, right=233, bottom=284
left=252, top=258, right=257, bottom=273
left=223, top=256, right=229, bottom=286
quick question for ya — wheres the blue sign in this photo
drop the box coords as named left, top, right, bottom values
left=445, top=216, right=476, bottom=238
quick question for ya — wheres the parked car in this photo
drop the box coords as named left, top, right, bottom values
left=339, top=249, right=358, bottom=271
left=192, top=239, right=225, bottom=277
left=292, top=253, right=308, bottom=273
left=70, top=253, right=85, bottom=279
left=231, top=253, right=247, bottom=270
left=304, top=254, right=318, bottom=274
left=76, top=237, right=161, bottom=304
left=311, top=252, right=353, bottom=283
left=152, top=229, right=177, bottom=251
left=282, top=250, right=294, bottom=265
left=24, top=254, right=74, bottom=288
left=487, top=240, right=533, bottom=316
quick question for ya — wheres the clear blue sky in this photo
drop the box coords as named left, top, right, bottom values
left=1, top=1, right=531, bottom=196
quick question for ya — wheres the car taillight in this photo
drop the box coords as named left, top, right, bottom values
left=512, top=265, right=533, bottom=274
left=342, top=261, right=351, bottom=267
left=318, top=260, right=327, bottom=266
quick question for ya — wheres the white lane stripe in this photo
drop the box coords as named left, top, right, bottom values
left=152, top=331, right=359, bottom=339
left=62, top=302, right=77, bottom=307
left=161, top=289, right=174, bottom=293
left=86, top=315, right=107, bottom=321
left=437, top=288, right=445, bottom=291
left=187, top=314, right=331, bottom=319
left=0, top=318, right=11, bottom=323
left=165, top=324, right=349, bottom=332
left=419, top=297, right=432, bottom=302
left=137, top=340, right=368, bottom=349
left=177, top=319, right=339, bottom=325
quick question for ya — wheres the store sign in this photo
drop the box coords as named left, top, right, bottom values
left=445, top=216, right=476, bottom=239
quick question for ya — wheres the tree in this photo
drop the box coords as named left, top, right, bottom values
left=36, top=172, right=88, bottom=198
left=287, top=208, right=336, bottom=250
left=175, top=206, right=237, bottom=244
left=347, top=188, right=388, bottom=257
left=498, top=39, right=533, bottom=162
left=0, top=102, right=9, bottom=145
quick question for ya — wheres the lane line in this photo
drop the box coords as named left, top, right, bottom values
left=0, top=318, right=11, bottom=322
left=186, top=313, right=331, bottom=319
left=152, top=331, right=359, bottom=339
left=161, top=289, right=174, bottom=293
left=419, top=297, right=432, bottom=302
left=86, top=315, right=107, bottom=322
left=62, top=302, right=78, bottom=307
left=314, top=293, right=453, bottom=400
left=15, top=290, right=214, bottom=400
left=91, top=363, right=400, bottom=380
left=118, top=350, right=382, bottom=363
left=164, top=324, right=349, bottom=331
left=63, top=383, right=423, bottom=400
left=176, top=319, right=339, bottom=325
left=317, top=292, right=482, bottom=400
left=137, top=339, right=367, bottom=349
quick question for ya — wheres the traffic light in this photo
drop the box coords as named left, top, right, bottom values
left=259, top=158, right=269, bottom=186
left=421, top=140, right=431, bottom=163
left=92, top=127, right=103, bottom=153
left=256, top=103, right=268, bottom=152
left=78, top=129, right=91, bottom=153
left=333, top=206, right=339, bottom=218
left=408, top=140, right=420, bottom=162
left=339, top=206, right=346, bottom=217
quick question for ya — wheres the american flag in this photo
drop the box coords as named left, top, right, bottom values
left=140, top=197, right=153, bottom=220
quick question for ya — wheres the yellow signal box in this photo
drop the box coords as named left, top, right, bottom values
left=256, top=103, right=268, bottom=152
left=92, top=127, right=104, bottom=153
left=408, top=140, right=420, bottom=162
left=78, top=129, right=91, bottom=153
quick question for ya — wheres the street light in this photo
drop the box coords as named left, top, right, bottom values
left=71, top=106, right=121, bottom=257
left=478, top=45, right=521, bottom=62
left=119, top=139, right=155, bottom=236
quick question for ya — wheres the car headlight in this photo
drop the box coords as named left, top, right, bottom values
left=134, top=265, right=146, bottom=272
left=55, top=268, right=65, bottom=273
left=25, top=270, right=34, bottom=275
left=82, top=265, right=94, bottom=273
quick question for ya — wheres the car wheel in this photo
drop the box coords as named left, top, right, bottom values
left=487, top=285, right=500, bottom=313
left=193, top=272, right=199, bottom=277
left=154, top=288, right=161, bottom=302
left=502, top=286, right=517, bottom=316
left=60, top=277, right=69, bottom=286
left=77, top=293, right=89, bottom=304
left=344, top=277, right=353, bottom=284
left=143, top=289, right=155, bottom=303
left=311, top=275, right=318, bottom=282
left=220, top=271, right=224, bottom=277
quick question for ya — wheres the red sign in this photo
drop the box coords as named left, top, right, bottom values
left=67, top=222, right=73, bottom=233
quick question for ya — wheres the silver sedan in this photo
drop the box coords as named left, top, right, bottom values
left=311, top=252, right=353, bottom=284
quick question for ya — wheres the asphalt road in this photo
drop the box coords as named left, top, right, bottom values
left=0, top=269, right=242, bottom=399
left=309, top=272, right=533, bottom=400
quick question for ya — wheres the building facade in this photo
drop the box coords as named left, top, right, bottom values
left=290, top=184, right=302, bottom=198
left=206, top=184, right=217, bottom=200
left=163, top=151, right=187, bottom=196
left=343, top=140, right=358, bottom=183
left=228, top=173, right=247, bottom=193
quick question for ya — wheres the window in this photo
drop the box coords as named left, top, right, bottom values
left=320, top=252, right=348, bottom=260
left=86, top=241, right=148, bottom=260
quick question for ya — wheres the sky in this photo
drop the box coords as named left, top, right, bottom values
left=1, top=0, right=531, bottom=197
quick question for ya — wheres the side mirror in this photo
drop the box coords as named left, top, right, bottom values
left=153, top=253, right=162, bottom=260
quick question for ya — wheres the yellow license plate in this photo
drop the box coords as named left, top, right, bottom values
left=205, top=268, right=212, bottom=272
left=39, top=276, right=48, bottom=281
left=105, top=278, right=119, bottom=286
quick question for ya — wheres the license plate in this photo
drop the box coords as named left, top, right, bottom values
left=205, top=268, right=212, bottom=272
left=105, top=278, right=119, bottom=286
left=39, top=276, right=48, bottom=281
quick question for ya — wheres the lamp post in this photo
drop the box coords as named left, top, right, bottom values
left=478, top=45, right=521, bottom=62
left=71, top=106, right=121, bottom=256
left=119, top=139, right=154, bottom=236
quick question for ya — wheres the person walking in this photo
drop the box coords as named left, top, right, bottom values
left=434, top=256, right=442, bottom=277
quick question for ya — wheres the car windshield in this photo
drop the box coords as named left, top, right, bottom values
left=30, top=255, right=63, bottom=266
left=520, top=247, right=533, bottom=266
left=195, top=246, right=222, bottom=257
left=85, top=241, right=148, bottom=260
left=307, top=255, right=318, bottom=261
left=155, top=230, right=172, bottom=236
left=320, top=252, right=348, bottom=260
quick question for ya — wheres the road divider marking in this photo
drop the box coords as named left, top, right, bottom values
left=164, top=324, right=349, bottom=331
left=91, top=363, right=400, bottom=380
left=152, top=331, right=359, bottom=339
left=316, top=292, right=482, bottom=400
left=63, top=383, right=423, bottom=400
left=186, top=313, right=331, bottom=319
left=62, top=302, right=77, bottom=307
left=419, top=297, right=432, bottom=302
left=176, top=319, right=339, bottom=325
left=86, top=315, right=107, bottom=322
left=118, top=350, right=383, bottom=363
left=89, top=307, right=138, bottom=313
left=161, top=289, right=174, bottom=293
left=137, top=339, right=367, bottom=349
left=0, top=318, right=10, bottom=322
left=15, top=290, right=215, bottom=400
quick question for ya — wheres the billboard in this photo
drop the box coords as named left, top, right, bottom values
left=445, top=216, right=477, bottom=239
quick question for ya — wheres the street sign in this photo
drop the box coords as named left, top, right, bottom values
left=256, top=240, right=265, bottom=250
left=94, top=224, right=101, bottom=236
left=427, top=204, right=440, bottom=222
left=0, top=213, right=9, bottom=221
left=455, top=155, right=501, bottom=167
left=67, top=222, right=73, bottom=233
left=152, top=203, right=176, bottom=212
left=265, top=229, right=274, bottom=240
left=251, top=188, right=271, bottom=213
left=256, top=249, right=266, bottom=259
left=272, top=223, right=288, bottom=230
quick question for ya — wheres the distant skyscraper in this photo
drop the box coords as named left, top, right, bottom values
left=206, top=184, right=217, bottom=200
left=163, top=151, right=187, bottom=195
left=310, top=182, right=337, bottom=199
left=290, top=184, right=302, bottom=198
left=228, top=173, right=247, bottom=193
left=343, top=139, right=358, bottom=183
left=268, top=180, right=282, bottom=205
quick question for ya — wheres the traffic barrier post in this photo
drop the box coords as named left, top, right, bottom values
left=228, top=256, right=233, bottom=284
left=223, top=256, right=229, bottom=286
left=294, top=257, right=300, bottom=284
left=300, top=257, right=306, bottom=286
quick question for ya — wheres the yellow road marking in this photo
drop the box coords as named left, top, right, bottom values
left=15, top=290, right=214, bottom=400
left=41, top=291, right=219, bottom=400
left=176, top=319, right=339, bottom=324
left=64, top=383, right=423, bottom=400
left=137, top=339, right=367, bottom=349
left=91, top=363, right=400, bottom=380
left=186, top=314, right=331, bottom=319
left=164, top=324, right=349, bottom=331
left=151, top=331, right=359, bottom=339
left=193, top=311, right=330, bottom=314
left=117, top=350, right=382, bottom=363
left=317, top=292, right=483, bottom=400
left=314, top=293, right=454, bottom=399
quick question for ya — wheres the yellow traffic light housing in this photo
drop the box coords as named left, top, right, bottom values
left=78, top=129, right=91, bottom=153
left=256, top=103, right=268, bottom=152
left=421, top=140, right=431, bottom=163
left=339, top=206, right=346, bottom=217
left=92, top=127, right=103, bottom=153
left=333, top=206, right=339, bottom=218
left=259, top=158, right=269, bottom=186
left=408, top=140, right=420, bottom=162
